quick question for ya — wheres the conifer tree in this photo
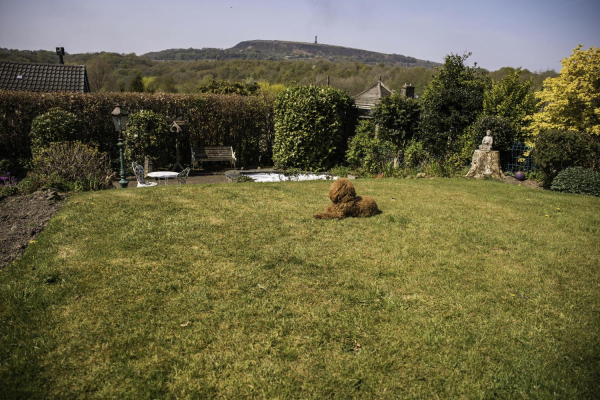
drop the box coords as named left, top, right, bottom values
left=129, top=72, right=145, bottom=93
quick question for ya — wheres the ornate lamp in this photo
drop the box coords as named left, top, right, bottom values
left=171, top=120, right=187, bottom=171
left=112, top=104, right=129, bottom=188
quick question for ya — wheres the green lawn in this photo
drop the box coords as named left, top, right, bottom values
left=1, top=178, right=599, bottom=398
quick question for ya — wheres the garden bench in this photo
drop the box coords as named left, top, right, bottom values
left=191, top=146, right=236, bottom=170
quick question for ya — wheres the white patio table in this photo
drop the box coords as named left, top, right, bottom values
left=147, top=171, right=179, bottom=185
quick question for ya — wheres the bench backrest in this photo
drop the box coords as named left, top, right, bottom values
left=194, top=146, right=235, bottom=161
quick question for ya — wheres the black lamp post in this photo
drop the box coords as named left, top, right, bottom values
left=112, top=104, right=129, bottom=188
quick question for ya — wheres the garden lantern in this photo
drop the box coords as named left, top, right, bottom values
left=112, top=104, right=129, bottom=188
left=111, top=104, right=128, bottom=132
left=171, top=120, right=187, bottom=171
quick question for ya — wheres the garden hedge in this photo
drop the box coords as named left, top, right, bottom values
left=0, top=91, right=275, bottom=172
left=273, top=85, right=356, bottom=171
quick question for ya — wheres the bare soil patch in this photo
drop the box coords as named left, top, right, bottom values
left=502, top=175, right=543, bottom=189
left=0, top=190, right=64, bottom=270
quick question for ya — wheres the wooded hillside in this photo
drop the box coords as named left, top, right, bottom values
left=145, top=40, right=439, bottom=67
left=0, top=46, right=557, bottom=96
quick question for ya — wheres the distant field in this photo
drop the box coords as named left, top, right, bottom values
left=1, top=179, right=599, bottom=398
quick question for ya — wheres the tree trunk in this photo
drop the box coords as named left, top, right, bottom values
left=465, top=150, right=504, bottom=180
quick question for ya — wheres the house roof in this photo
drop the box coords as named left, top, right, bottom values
left=353, top=80, right=393, bottom=110
left=0, top=61, right=90, bottom=93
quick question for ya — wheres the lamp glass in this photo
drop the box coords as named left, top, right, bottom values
left=111, top=105, right=128, bottom=131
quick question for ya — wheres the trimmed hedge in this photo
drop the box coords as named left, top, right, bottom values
left=0, top=91, right=275, bottom=172
left=550, top=167, right=600, bottom=197
left=273, top=85, right=356, bottom=171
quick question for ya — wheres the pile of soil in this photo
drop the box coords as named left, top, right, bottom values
left=0, top=189, right=64, bottom=270
left=502, top=175, right=543, bottom=189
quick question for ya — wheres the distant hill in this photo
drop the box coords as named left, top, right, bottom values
left=143, top=40, right=439, bottom=67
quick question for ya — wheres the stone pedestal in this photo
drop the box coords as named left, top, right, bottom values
left=465, top=150, right=504, bottom=180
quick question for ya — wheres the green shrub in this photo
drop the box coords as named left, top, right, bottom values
left=199, top=79, right=261, bottom=96
left=446, top=127, right=477, bottom=169
left=17, top=177, right=37, bottom=195
left=372, top=93, right=421, bottom=151
left=346, top=120, right=396, bottom=174
left=419, top=157, right=466, bottom=178
left=30, top=108, right=80, bottom=151
left=403, top=140, right=428, bottom=169
left=124, top=110, right=171, bottom=168
left=534, top=129, right=600, bottom=186
left=235, top=175, right=254, bottom=183
left=273, top=85, right=355, bottom=171
left=550, top=167, right=600, bottom=197
left=471, top=114, right=516, bottom=153
left=31, top=142, right=115, bottom=192
left=328, top=165, right=355, bottom=178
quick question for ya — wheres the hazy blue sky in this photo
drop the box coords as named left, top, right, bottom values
left=0, top=0, right=598, bottom=71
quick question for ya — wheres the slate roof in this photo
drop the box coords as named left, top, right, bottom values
left=0, top=61, right=90, bottom=93
left=353, top=80, right=393, bottom=110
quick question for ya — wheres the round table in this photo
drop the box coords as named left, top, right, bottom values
left=147, top=171, right=179, bottom=185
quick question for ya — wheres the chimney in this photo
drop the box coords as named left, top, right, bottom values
left=401, top=83, right=415, bottom=98
left=315, top=36, right=317, bottom=44
left=56, top=47, right=65, bottom=64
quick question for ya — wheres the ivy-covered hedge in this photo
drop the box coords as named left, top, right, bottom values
left=0, top=91, right=275, bottom=172
left=273, top=85, right=356, bottom=171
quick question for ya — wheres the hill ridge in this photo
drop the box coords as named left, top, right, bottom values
left=144, top=39, right=439, bottom=67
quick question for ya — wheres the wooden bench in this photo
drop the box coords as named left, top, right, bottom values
left=191, top=146, right=236, bottom=170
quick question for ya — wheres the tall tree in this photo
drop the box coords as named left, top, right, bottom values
left=372, top=92, right=421, bottom=165
left=419, top=53, right=489, bottom=155
left=129, top=72, right=145, bottom=93
left=472, top=67, right=538, bottom=147
left=484, top=67, right=536, bottom=134
left=86, top=59, right=117, bottom=92
left=529, top=45, right=600, bottom=137
left=372, top=92, right=421, bottom=147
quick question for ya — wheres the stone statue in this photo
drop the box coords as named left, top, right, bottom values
left=479, top=130, right=493, bottom=151
left=466, top=129, right=504, bottom=179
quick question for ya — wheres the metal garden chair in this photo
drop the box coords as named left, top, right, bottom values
left=132, top=162, right=157, bottom=188
left=177, top=167, right=191, bottom=185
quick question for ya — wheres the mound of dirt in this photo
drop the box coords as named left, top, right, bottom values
left=0, top=189, right=64, bottom=270
left=502, top=175, right=543, bottom=189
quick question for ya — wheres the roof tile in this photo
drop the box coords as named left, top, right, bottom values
left=0, top=61, right=89, bottom=93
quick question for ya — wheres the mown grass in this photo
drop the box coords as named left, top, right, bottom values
left=1, top=178, right=599, bottom=398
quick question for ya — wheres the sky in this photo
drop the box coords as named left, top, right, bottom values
left=0, top=0, right=598, bottom=72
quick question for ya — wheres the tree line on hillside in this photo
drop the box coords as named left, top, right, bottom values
left=0, top=48, right=557, bottom=96
left=143, top=40, right=433, bottom=66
